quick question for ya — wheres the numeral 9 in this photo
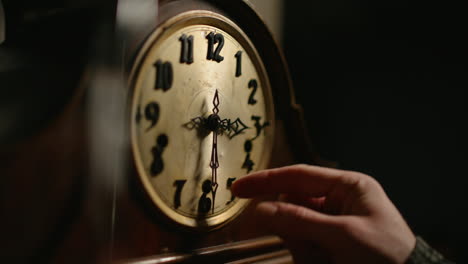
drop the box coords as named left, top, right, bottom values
left=144, top=102, right=160, bottom=131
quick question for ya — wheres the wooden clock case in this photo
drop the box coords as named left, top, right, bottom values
left=0, top=0, right=324, bottom=263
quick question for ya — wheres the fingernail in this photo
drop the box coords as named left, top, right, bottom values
left=256, top=202, right=278, bottom=217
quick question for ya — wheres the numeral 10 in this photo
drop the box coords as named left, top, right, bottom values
left=154, top=60, right=173, bottom=91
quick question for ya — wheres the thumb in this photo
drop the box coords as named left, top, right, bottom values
left=255, top=201, right=343, bottom=247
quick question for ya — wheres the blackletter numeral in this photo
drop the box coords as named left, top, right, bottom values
left=242, top=140, right=255, bottom=173
left=179, top=34, right=194, bottom=64
left=154, top=60, right=173, bottom=91
left=173, top=180, right=187, bottom=209
left=206, top=32, right=224, bottom=62
left=150, top=134, right=169, bottom=176
left=248, top=79, right=258, bottom=105
left=198, top=180, right=212, bottom=214
left=144, top=102, right=160, bottom=131
left=235, top=51, right=242, bottom=77
left=226, top=178, right=237, bottom=205
left=252, top=116, right=270, bottom=140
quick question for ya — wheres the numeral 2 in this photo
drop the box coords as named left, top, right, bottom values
left=173, top=180, right=187, bottom=209
left=179, top=34, right=194, bottom=64
left=154, top=60, right=173, bottom=91
left=206, top=32, right=224, bottom=62
left=248, top=79, right=258, bottom=105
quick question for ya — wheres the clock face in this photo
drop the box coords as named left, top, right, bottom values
left=130, top=11, right=274, bottom=230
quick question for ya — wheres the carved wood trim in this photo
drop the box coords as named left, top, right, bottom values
left=119, top=236, right=289, bottom=264
left=226, top=249, right=292, bottom=264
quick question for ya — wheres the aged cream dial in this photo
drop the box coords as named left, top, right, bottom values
left=130, top=11, right=274, bottom=230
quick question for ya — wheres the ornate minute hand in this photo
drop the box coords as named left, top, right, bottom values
left=208, top=90, right=220, bottom=214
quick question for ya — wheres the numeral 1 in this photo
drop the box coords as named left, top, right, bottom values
left=173, top=180, right=187, bottom=209
left=179, top=34, right=194, bottom=64
left=235, top=51, right=242, bottom=77
left=206, top=32, right=224, bottom=62
left=154, top=60, right=173, bottom=91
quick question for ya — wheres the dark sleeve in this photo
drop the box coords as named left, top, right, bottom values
left=406, top=237, right=455, bottom=264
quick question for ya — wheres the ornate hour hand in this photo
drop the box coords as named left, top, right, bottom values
left=208, top=90, right=220, bottom=214
left=187, top=116, right=249, bottom=139
left=219, top=118, right=249, bottom=139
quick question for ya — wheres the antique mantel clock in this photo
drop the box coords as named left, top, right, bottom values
left=129, top=5, right=275, bottom=230
left=100, top=0, right=320, bottom=261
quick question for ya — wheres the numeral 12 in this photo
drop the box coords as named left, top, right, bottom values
left=206, top=32, right=225, bottom=62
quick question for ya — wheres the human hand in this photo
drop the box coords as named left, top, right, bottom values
left=232, top=164, right=416, bottom=264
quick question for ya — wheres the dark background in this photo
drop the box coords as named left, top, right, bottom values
left=283, top=0, right=467, bottom=261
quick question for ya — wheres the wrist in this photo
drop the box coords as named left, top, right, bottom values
left=405, top=237, right=454, bottom=264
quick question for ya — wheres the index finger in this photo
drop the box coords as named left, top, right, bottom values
left=232, top=164, right=360, bottom=198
